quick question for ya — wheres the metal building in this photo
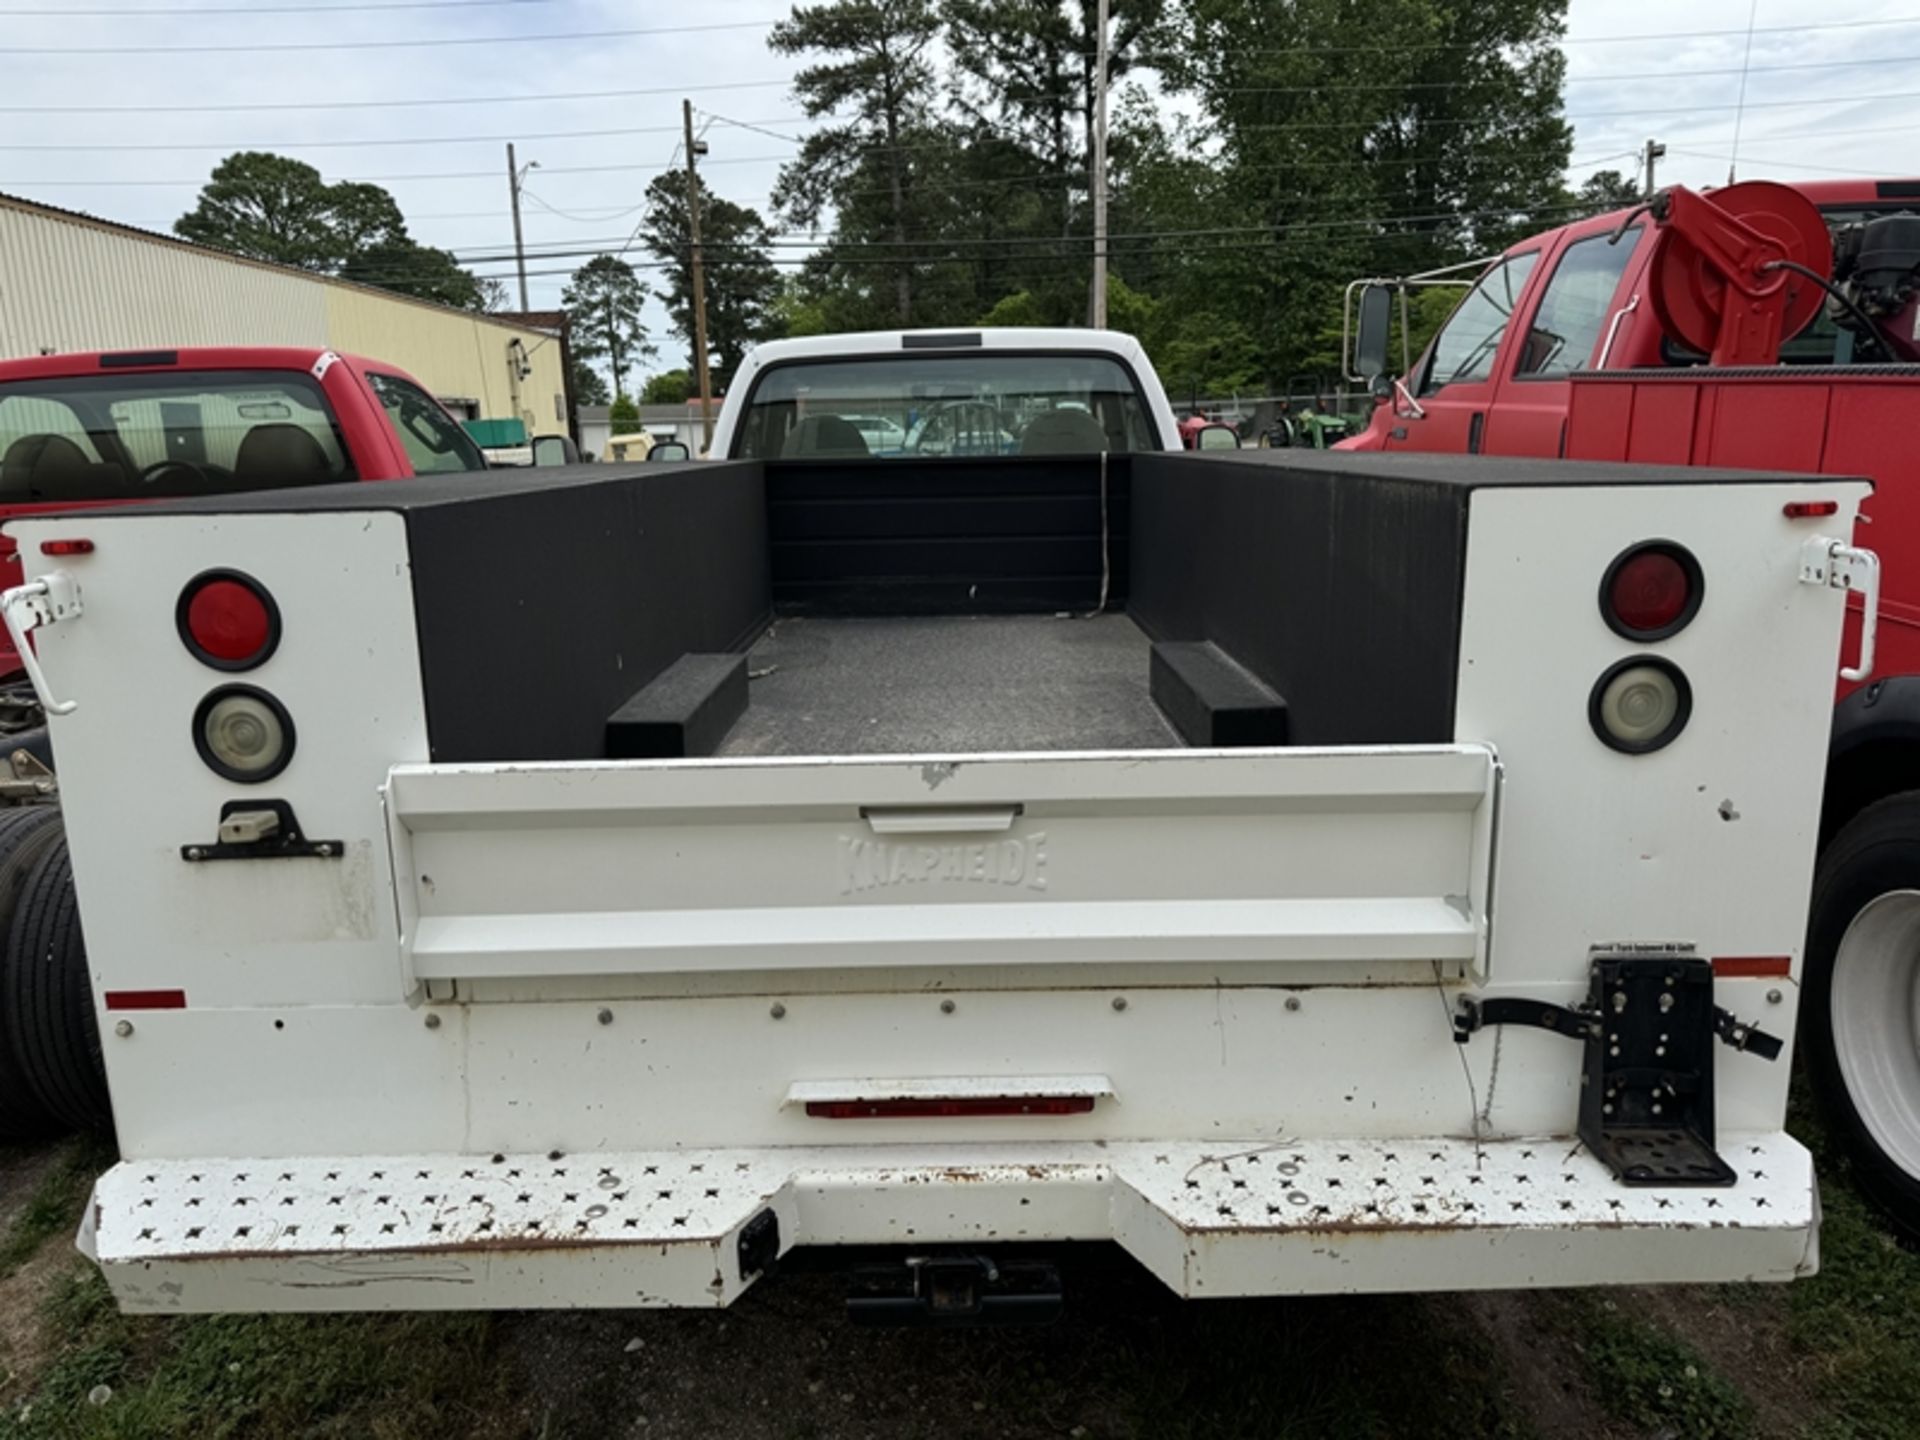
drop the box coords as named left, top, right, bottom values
left=0, top=192, right=572, bottom=441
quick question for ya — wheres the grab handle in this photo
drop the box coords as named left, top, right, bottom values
left=0, top=573, right=82, bottom=716
left=862, top=805, right=1023, bottom=836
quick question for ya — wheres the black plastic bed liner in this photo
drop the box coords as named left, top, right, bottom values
left=717, top=613, right=1181, bottom=757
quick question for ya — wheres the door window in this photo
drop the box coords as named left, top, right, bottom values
left=1419, top=252, right=1541, bottom=396
left=1515, top=229, right=1644, bottom=378
left=367, top=372, right=488, bottom=474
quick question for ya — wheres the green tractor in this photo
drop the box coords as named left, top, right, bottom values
left=1263, top=376, right=1356, bottom=449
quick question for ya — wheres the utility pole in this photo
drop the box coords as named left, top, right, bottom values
left=683, top=99, right=715, bottom=453
left=1641, top=138, right=1667, bottom=199
left=506, top=143, right=532, bottom=313
left=1089, top=0, right=1111, bottom=329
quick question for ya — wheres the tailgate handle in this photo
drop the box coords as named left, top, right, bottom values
left=862, top=804, right=1023, bottom=835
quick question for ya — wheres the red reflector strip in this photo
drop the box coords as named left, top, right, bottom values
left=1711, top=956, right=1792, bottom=978
left=805, top=1096, right=1097, bottom=1120
left=104, top=988, right=187, bottom=1011
left=1783, top=501, right=1840, bottom=518
left=39, top=539, right=94, bottom=555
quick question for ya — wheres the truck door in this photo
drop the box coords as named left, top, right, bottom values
left=1483, top=223, right=1648, bottom=457
left=1383, top=250, right=1540, bottom=453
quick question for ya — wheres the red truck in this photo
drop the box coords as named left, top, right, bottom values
left=1343, top=176, right=1920, bottom=1238
left=0, top=347, right=493, bottom=676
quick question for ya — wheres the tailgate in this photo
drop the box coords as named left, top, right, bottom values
left=388, top=746, right=1498, bottom=987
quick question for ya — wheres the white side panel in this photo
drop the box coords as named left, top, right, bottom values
left=1454, top=480, right=1868, bottom=1133
left=13, top=510, right=429, bottom=1154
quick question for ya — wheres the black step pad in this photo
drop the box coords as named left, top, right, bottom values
left=1150, top=641, right=1289, bottom=748
left=606, top=653, right=749, bottom=759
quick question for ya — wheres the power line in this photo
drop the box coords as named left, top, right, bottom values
left=0, top=83, right=799, bottom=118
left=6, top=13, right=1920, bottom=107
left=0, top=122, right=773, bottom=154
left=3, top=50, right=1916, bottom=138
left=0, top=0, right=547, bottom=12
left=322, top=198, right=1608, bottom=285
left=442, top=180, right=1637, bottom=261
left=7, top=18, right=781, bottom=54
left=1123, top=12, right=1920, bottom=60
left=15, top=9, right=1920, bottom=57
left=6, top=79, right=1910, bottom=184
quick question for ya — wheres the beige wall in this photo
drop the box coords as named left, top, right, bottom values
left=0, top=201, right=322, bottom=357
left=0, top=198, right=567, bottom=439
left=323, top=287, right=569, bottom=439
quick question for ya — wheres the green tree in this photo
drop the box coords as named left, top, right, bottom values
left=1573, top=167, right=1642, bottom=216
left=1160, top=0, right=1571, bottom=388
left=475, top=276, right=512, bottom=313
left=641, top=173, right=780, bottom=390
left=609, top=394, right=640, bottom=428
left=562, top=255, right=653, bottom=402
left=571, top=358, right=610, bottom=407
left=945, top=0, right=1169, bottom=315
left=176, top=152, right=486, bottom=309
left=340, top=241, right=481, bottom=310
left=770, top=276, right=833, bottom=337
left=770, top=0, right=943, bottom=324
left=640, top=370, right=692, bottom=404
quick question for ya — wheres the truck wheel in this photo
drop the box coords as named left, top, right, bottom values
left=2, top=834, right=109, bottom=1133
left=0, top=806, right=70, bottom=1138
left=1805, top=792, right=1920, bottom=1240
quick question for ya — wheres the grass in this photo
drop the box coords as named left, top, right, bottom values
left=1572, top=1295, right=1754, bottom=1440
left=1112, top=1292, right=1534, bottom=1440
left=0, top=1139, right=112, bottom=1281
left=0, top=1266, right=523, bottom=1440
left=1782, top=1113, right=1920, bottom=1440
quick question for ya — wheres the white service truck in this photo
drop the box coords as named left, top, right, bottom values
left=0, top=327, right=1873, bottom=1318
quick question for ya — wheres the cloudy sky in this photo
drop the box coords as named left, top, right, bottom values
left=2, top=0, right=1914, bottom=364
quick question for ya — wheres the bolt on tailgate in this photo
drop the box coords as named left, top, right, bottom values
left=385, top=745, right=1499, bottom=987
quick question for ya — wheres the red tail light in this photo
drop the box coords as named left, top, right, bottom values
left=805, top=1096, right=1096, bottom=1120
left=177, top=570, right=280, bottom=671
left=1600, top=541, right=1702, bottom=641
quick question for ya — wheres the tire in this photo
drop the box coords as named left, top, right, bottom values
left=0, top=806, right=71, bottom=1139
left=1805, top=791, right=1920, bottom=1241
left=2, top=833, right=109, bottom=1133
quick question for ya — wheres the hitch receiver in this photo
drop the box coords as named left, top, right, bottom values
left=1454, top=955, right=1782, bottom=1186
left=847, top=1255, right=1064, bottom=1328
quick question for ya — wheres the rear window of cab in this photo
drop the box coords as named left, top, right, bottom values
left=731, top=353, right=1159, bottom=459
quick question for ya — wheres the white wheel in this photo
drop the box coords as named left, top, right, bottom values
left=1830, top=890, right=1920, bottom=1180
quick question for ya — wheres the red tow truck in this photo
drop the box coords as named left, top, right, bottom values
left=0, top=347, right=494, bottom=674
left=1344, top=177, right=1920, bottom=1238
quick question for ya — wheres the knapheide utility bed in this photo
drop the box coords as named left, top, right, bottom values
left=3, top=446, right=1868, bottom=1315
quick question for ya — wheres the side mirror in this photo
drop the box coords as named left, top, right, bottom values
left=531, top=434, right=580, bottom=468
left=1195, top=424, right=1240, bottom=451
left=647, top=440, right=692, bottom=463
left=1355, top=284, right=1394, bottom=380
left=1368, top=372, right=1395, bottom=401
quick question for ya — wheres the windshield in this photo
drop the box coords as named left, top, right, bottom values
left=731, top=352, right=1159, bottom=459
left=0, top=370, right=355, bottom=503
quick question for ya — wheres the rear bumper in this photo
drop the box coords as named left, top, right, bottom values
left=84, top=1132, right=1817, bottom=1313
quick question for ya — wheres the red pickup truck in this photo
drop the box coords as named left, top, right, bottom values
left=0, top=347, right=491, bottom=674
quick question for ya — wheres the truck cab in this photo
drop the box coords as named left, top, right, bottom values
left=1345, top=180, right=1911, bottom=458
left=0, top=347, right=489, bottom=674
